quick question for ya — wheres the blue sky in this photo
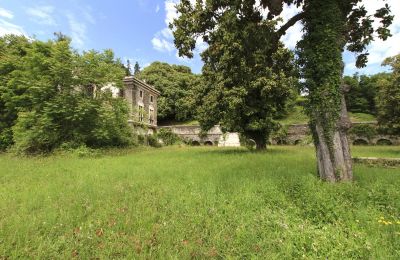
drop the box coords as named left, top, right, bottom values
left=1, top=0, right=399, bottom=75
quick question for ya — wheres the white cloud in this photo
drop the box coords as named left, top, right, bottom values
left=156, top=4, right=160, bottom=13
left=81, top=6, right=96, bottom=24
left=278, top=4, right=303, bottom=49
left=26, top=5, right=56, bottom=26
left=0, top=8, right=14, bottom=19
left=0, top=19, right=26, bottom=36
left=66, top=12, right=86, bottom=48
left=152, top=0, right=207, bottom=57
left=151, top=0, right=178, bottom=53
left=151, top=37, right=175, bottom=52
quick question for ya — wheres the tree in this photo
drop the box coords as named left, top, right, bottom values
left=172, top=1, right=298, bottom=149
left=376, top=54, right=400, bottom=135
left=297, top=0, right=392, bottom=181
left=126, top=59, right=132, bottom=76
left=139, top=62, right=201, bottom=122
left=344, top=73, right=390, bottom=115
left=134, top=61, right=141, bottom=76
left=171, top=0, right=393, bottom=180
left=0, top=35, right=32, bottom=150
left=0, top=35, right=131, bottom=153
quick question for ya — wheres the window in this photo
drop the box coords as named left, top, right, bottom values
left=139, top=90, right=143, bottom=98
left=149, top=108, right=154, bottom=124
left=138, top=105, right=144, bottom=122
left=150, top=95, right=153, bottom=103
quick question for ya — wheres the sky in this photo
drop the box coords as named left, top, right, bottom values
left=0, top=0, right=399, bottom=75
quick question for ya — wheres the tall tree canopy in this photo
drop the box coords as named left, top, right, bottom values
left=344, top=73, right=390, bottom=115
left=0, top=35, right=131, bottom=153
left=376, top=54, right=400, bottom=135
left=173, top=1, right=298, bottom=149
left=134, top=61, right=141, bottom=76
left=171, top=0, right=393, bottom=180
left=139, top=62, right=201, bottom=123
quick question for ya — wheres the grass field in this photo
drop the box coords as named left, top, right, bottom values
left=0, top=146, right=399, bottom=259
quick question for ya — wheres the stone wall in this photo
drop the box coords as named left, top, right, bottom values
left=123, top=77, right=159, bottom=128
left=159, top=123, right=400, bottom=146
left=159, top=125, right=223, bottom=145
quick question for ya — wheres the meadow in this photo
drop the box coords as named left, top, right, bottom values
left=0, top=146, right=399, bottom=259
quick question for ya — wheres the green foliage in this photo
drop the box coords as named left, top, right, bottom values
left=156, top=128, right=181, bottom=146
left=147, top=134, right=162, bottom=148
left=349, top=124, right=378, bottom=140
left=271, top=125, right=289, bottom=144
left=376, top=54, right=400, bottom=135
left=344, top=73, right=390, bottom=114
left=133, top=61, right=141, bottom=76
left=0, top=146, right=399, bottom=258
left=172, top=1, right=298, bottom=149
left=0, top=35, right=131, bottom=154
left=139, top=62, right=201, bottom=122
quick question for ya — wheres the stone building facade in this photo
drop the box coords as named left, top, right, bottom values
left=123, top=76, right=160, bottom=129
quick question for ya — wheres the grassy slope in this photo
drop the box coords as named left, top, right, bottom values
left=161, top=107, right=377, bottom=126
left=0, top=146, right=399, bottom=259
left=279, top=106, right=377, bottom=125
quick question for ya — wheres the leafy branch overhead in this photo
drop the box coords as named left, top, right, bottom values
left=171, top=0, right=393, bottom=68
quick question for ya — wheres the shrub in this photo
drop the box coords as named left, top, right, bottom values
left=156, top=128, right=181, bottom=146
left=147, top=134, right=162, bottom=148
left=349, top=124, right=377, bottom=140
left=271, top=125, right=289, bottom=145
left=12, top=93, right=132, bottom=155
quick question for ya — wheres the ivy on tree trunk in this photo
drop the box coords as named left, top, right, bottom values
left=298, top=0, right=353, bottom=181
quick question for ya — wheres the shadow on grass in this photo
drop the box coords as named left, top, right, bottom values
left=196, top=146, right=293, bottom=156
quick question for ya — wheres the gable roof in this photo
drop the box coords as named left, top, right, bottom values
left=123, top=76, right=161, bottom=96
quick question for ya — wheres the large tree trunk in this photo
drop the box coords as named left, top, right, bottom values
left=299, top=0, right=353, bottom=182
left=249, top=131, right=267, bottom=150
left=312, top=92, right=353, bottom=182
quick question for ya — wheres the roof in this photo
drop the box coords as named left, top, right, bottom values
left=123, top=76, right=161, bottom=96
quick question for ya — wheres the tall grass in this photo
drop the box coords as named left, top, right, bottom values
left=0, top=146, right=399, bottom=258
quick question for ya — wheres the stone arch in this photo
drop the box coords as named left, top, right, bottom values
left=277, top=139, right=287, bottom=145
left=294, top=139, right=302, bottom=145
left=191, top=140, right=201, bottom=146
left=353, top=139, right=369, bottom=146
left=376, top=139, right=392, bottom=146
left=204, top=141, right=213, bottom=146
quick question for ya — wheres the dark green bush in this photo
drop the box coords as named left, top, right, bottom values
left=349, top=124, right=377, bottom=140
left=147, top=134, right=162, bottom=148
left=156, top=128, right=181, bottom=145
left=12, top=93, right=132, bottom=155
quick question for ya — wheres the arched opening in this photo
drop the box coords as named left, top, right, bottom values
left=191, top=140, right=201, bottom=146
left=204, top=141, right=213, bottom=146
left=247, top=139, right=256, bottom=149
left=294, top=140, right=302, bottom=145
left=376, top=139, right=392, bottom=146
left=353, top=139, right=369, bottom=146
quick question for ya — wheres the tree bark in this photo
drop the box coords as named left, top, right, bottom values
left=312, top=92, right=353, bottom=182
left=249, top=131, right=267, bottom=150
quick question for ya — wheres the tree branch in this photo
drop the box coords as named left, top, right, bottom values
left=277, top=12, right=305, bottom=37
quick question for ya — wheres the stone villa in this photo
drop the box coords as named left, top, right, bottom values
left=122, top=76, right=160, bottom=131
